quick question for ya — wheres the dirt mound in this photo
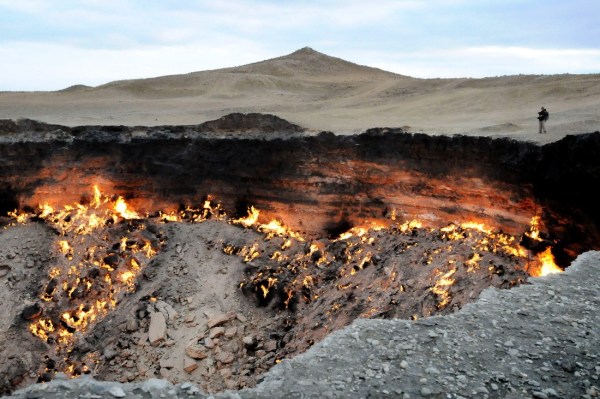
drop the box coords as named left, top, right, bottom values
left=198, top=113, right=306, bottom=133
left=57, top=85, right=93, bottom=93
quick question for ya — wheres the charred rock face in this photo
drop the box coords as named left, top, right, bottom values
left=1, top=117, right=599, bottom=267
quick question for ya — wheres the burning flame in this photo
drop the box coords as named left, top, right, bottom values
left=8, top=185, right=165, bottom=379
left=225, top=215, right=562, bottom=329
left=6, top=189, right=568, bottom=380
left=232, top=205, right=305, bottom=241
left=7, top=209, right=28, bottom=224
left=399, top=220, right=422, bottom=232
left=232, top=206, right=260, bottom=227
left=525, top=215, right=543, bottom=242
left=533, top=247, right=562, bottom=277
left=430, top=268, right=457, bottom=309
left=336, top=223, right=387, bottom=242
left=114, top=196, right=140, bottom=219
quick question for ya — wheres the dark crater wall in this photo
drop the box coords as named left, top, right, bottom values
left=1, top=117, right=599, bottom=267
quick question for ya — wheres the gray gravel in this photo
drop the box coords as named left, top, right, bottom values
left=5, top=251, right=599, bottom=399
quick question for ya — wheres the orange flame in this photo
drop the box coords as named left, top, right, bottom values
left=525, top=215, right=544, bottom=242
left=534, top=247, right=562, bottom=277
left=19, top=185, right=161, bottom=378
left=430, top=268, right=457, bottom=309
left=114, top=196, right=140, bottom=219
left=7, top=209, right=28, bottom=224
left=233, top=206, right=260, bottom=227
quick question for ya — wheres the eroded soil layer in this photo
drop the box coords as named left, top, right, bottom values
left=1, top=118, right=600, bottom=267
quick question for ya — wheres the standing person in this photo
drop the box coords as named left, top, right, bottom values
left=537, top=106, right=549, bottom=134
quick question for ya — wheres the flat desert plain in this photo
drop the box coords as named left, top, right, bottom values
left=0, top=47, right=599, bottom=144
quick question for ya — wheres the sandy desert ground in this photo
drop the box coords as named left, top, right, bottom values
left=1, top=47, right=599, bottom=144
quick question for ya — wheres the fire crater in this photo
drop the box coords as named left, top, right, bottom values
left=0, top=117, right=599, bottom=394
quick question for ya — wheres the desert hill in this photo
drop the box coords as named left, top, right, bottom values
left=0, top=47, right=599, bottom=143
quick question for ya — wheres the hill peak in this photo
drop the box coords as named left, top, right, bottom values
left=289, top=46, right=321, bottom=56
left=231, top=47, right=401, bottom=79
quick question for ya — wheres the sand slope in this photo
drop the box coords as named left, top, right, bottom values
left=1, top=47, right=599, bottom=143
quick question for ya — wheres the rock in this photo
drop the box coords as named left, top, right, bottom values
left=532, top=392, right=549, bottom=399
left=159, top=367, right=171, bottom=379
left=185, top=345, right=208, bottom=360
left=209, top=327, right=225, bottom=339
left=137, top=362, right=150, bottom=375
left=207, top=312, right=236, bottom=328
left=264, top=340, right=277, bottom=352
left=236, top=313, right=248, bottom=322
left=148, top=312, right=167, bottom=346
left=137, top=333, right=149, bottom=347
left=103, top=253, right=120, bottom=267
left=103, top=345, right=118, bottom=360
left=215, top=351, right=234, bottom=364
left=560, top=359, right=575, bottom=372
left=225, top=327, right=238, bottom=338
left=141, top=378, right=172, bottom=392
left=220, top=368, right=233, bottom=379
left=125, top=318, right=139, bottom=332
left=0, top=264, right=11, bottom=277
left=159, top=357, right=176, bottom=369
left=21, top=302, right=42, bottom=320
left=183, top=357, right=198, bottom=373
left=204, top=337, right=216, bottom=349
left=108, top=386, right=126, bottom=398
left=225, top=340, right=240, bottom=354
left=155, top=300, right=178, bottom=321
left=255, top=350, right=267, bottom=358
left=243, top=335, right=257, bottom=350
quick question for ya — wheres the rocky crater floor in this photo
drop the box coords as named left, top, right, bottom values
left=4, top=251, right=599, bottom=399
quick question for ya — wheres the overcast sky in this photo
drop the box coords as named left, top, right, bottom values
left=1, top=0, right=599, bottom=91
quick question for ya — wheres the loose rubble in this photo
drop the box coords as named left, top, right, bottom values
left=4, top=251, right=599, bottom=398
left=2, top=199, right=551, bottom=394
